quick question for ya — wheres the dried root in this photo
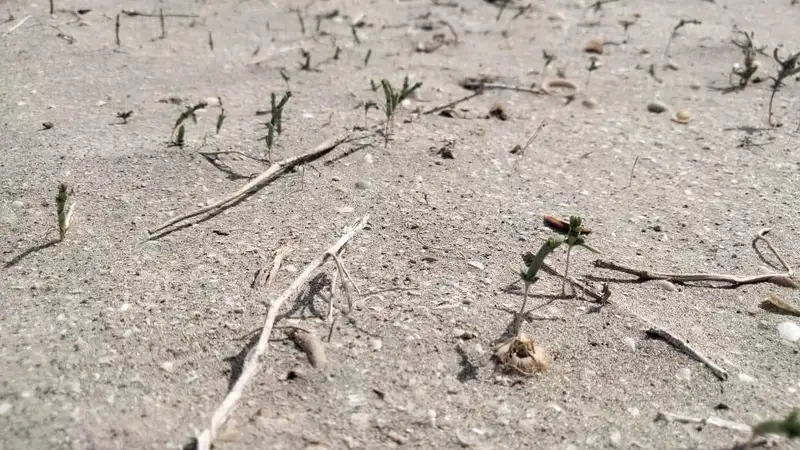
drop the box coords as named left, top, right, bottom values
left=493, top=333, right=549, bottom=376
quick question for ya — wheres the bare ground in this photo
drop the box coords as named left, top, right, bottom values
left=1, top=0, right=800, bottom=449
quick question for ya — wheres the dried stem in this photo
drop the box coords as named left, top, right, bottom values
left=194, top=215, right=369, bottom=450
left=148, top=134, right=352, bottom=239
left=647, top=325, right=728, bottom=380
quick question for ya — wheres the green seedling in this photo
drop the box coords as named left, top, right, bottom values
left=748, top=408, right=799, bottom=448
left=332, top=46, right=340, bottom=60
left=664, top=18, right=701, bottom=57
left=215, top=107, right=225, bottom=134
left=730, top=30, right=763, bottom=88
left=767, top=47, right=800, bottom=126
left=158, top=8, right=165, bottom=39
left=261, top=91, right=292, bottom=158
left=515, top=236, right=564, bottom=333
left=170, top=125, right=185, bottom=147
left=171, top=101, right=208, bottom=144
left=364, top=48, right=372, bottom=67
left=115, top=13, right=121, bottom=46
left=55, top=183, right=76, bottom=242
left=363, top=100, right=379, bottom=129
left=300, top=49, right=311, bottom=70
left=375, top=76, right=422, bottom=144
left=350, top=24, right=360, bottom=44
left=116, top=110, right=133, bottom=124
left=208, top=32, right=213, bottom=51
left=543, top=215, right=599, bottom=295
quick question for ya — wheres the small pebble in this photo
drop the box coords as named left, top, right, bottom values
left=738, top=373, right=755, bottom=383
left=647, top=101, right=668, bottom=114
left=672, top=109, right=691, bottom=124
left=652, top=280, right=677, bottom=292
left=364, top=154, right=374, bottom=164
left=609, top=430, right=622, bottom=447
left=584, top=39, right=604, bottom=54
left=582, top=97, right=599, bottom=109
left=354, top=181, right=371, bottom=190
left=777, top=321, right=800, bottom=342
left=0, top=402, right=11, bottom=416
left=335, top=206, right=354, bottom=214
left=622, top=336, right=636, bottom=351
left=676, top=367, right=691, bottom=381
left=371, top=339, right=383, bottom=351
left=10, top=200, right=24, bottom=209
left=161, top=361, right=175, bottom=372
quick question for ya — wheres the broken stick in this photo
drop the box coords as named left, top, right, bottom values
left=194, top=215, right=369, bottom=450
left=594, top=259, right=797, bottom=288
left=647, top=324, right=728, bottom=380
left=148, top=134, right=352, bottom=239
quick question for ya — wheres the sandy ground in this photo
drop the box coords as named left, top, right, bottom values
left=2, top=0, right=800, bottom=448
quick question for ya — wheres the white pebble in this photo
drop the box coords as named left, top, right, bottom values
left=0, top=402, right=11, bottom=416
left=118, top=303, right=131, bottom=312
left=336, top=206, right=354, bottom=214
left=676, top=367, right=691, bottom=381
left=610, top=430, right=622, bottom=447
left=738, top=373, right=755, bottom=383
left=622, top=337, right=636, bottom=351
left=777, top=321, right=800, bottom=342
left=371, top=339, right=383, bottom=351
left=652, top=280, right=676, bottom=291
left=467, top=261, right=485, bottom=271
left=161, top=361, right=175, bottom=372
left=364, top=154, right=374, bottom=164
left=10, top=200, right=24, bottom=209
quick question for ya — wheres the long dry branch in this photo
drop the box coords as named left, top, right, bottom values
left=593, top=259, right=797, bottom=288
left=148, top=134, right=351, bottom=238
left=194, top=215, right=369, bottom=450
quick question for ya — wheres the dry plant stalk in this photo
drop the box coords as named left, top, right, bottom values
left=194, top=215, right=369, bottom=450
left=646, top=325, right=728, bottom=380
left=148, top=134, right=352, bottom=238
left=252, top=244, right=292, bottom=289
left=56, top=184, right=77, bottom=242
left=594, top=229, right=796, bottom=289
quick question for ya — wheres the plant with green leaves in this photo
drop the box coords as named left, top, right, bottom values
left=169, top=101, right=208, bottom=148
left=55, top=183, right=76, bottom=242
left=262, top=91, right=292, bottom=159
left=514, top=236, right=564, bottom=335
left=543, top=215, right=599, bottom=295
left=749, top=407, right=799, bottom=448
left=371, top=76, right=422, bottom=145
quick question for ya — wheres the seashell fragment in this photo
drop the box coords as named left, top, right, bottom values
left=582, top=97, right=599, bottom=109
left=671, top=109, right=691, bottom=124
left=541, top=78, right=579, bottom=97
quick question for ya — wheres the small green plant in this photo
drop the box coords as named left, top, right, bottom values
left=664, top=18, right=701, bottom=57
left=767, top=47, right=800, bottom=126
left=749, top=407, right=799, bottom=448
left=544, top=216, right=599, bottom=295
left=299, top=49, right=311, bottom=70
left=730, top=30, right=763, bottom=88
left=116, top=110, right=133, bottom=124
left=368, top=76, right=422, bottom=145
left=55, top=183, right=76, bottom=242
left=515, top=236, right=564, bottom=334
left=261, top=91, right=292, bottom=159
left=170, top=101, right=207, bottom=147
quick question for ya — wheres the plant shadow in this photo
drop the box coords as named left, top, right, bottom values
left=4, top=239, right=60, bottom=269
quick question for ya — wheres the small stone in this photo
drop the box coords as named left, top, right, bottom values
left=676, top=367, right=691, bottom=381
left=647, top=101, right=668, bottom=114
left=364, top=154, right=374, bottom=164
left=622, top=337, right=636, bottom=351
left=672, top=109, right=691, bottom=124
left=161, top=361, right=175, bottom=372
left=285, top=265, right=298, bottom=273
left=10, top=200, right=24, bottom=209
left=777, top=321, right=800, bottom=342
left=652, top=280, right=677, bottom=292
left=0, top=402, right=10, bottom=416
left=627, top=407, right=640, bottom=417
left=119, top=303, right=131, bottom=312
left=584, top=39, right=604, bottom=54
left=336, top=206, right=354, bottom=214
left=609, top=430, right=622, bottom=447
left=371, top=339, right=383, bottom=351
left=738, top=373, right=755, bottom=383
left=95, top=100, right=106, bottom=107
left=582, top=97, right=599, bottom=109
left=354, top=181, right=371, bottom=190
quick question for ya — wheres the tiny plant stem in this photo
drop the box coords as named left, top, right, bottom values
left=628, top=155, right=639, bottom=188
left=49, top=0, right=54, bottom=15
left=516, top=282, right=531, bottom=336
left=208, top=32, right=213, bottom=50
left=562, top=245, right=572, bottom=295
left=364, top=49, right=372, bottom=66
left=159, top=8, right=165, bottom=39
left=115, top=13, right=120, bottom=46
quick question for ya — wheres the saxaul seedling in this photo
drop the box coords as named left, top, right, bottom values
left=544, top=215, right=598, bottom=295
left=730, top=30, right=763, bottom=87
left=748, top=407, right=799, bottom=448
left=373, top=76, right=422, bottom=145
left=767, top=47, right=800, bottom=126
left=664, top=18, right=701, bottom=57
left=261, top=91, right=292, bottom=159
left=169, top=101, right=207, bottom=147
left=116, top=110, right=133, bottom=124
left=55, top=183, right=76, bottom=242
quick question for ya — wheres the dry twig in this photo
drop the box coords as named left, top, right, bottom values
left=647, top=325, right=728, bottom=380
left=655, top=411, right=750, bottom=433
left=194, top=215, right=369, bottom=450
left=148, top=134, right=352, bottom=239
left=252, top=244, right=293, bottom=289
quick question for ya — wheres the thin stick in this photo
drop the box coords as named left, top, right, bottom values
left=2, top=15, right=31, bottom=37
left=194, top=215, right=369, bottom=450
left=627, top=155, right=639, bottom=188
left=159, top=8, right=165, bottom=39
left=121, top=9, right=199, bottom=18
left=594, top=259, right=797, bottom=288
left=423, top=90, right=484, bottom=115
left=148, top=134, right=352, bottom=238
left=114, top=13, right=120, bottom=46
left=482, top=83, right=543, bottom=95
left=511, top=119, right=547, bottom=156
left=647, top=325, right=728, bottom=380
left=655, top=411, right=750, bottom=433
left=753, top=228, right=793, bottom=275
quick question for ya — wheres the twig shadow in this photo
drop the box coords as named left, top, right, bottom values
left=323, top=142, right=373, bottom=166
left=199, top=152, right=256, bottom=181
left=276, top=273, right=331, bottom=321
left=222, top=333, right=259, bottom=392
left=4, top=239, right=60, bottom=269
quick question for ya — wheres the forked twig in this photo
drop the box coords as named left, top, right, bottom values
left=647, top=325, right=728, bottom=380
left=252, top=244, right=293, bottom=289
left=595, top=259, right=797, bottom=288
left=194, top=215, right=369, bottom=450
left=148, top=134, right=352, bottom=239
